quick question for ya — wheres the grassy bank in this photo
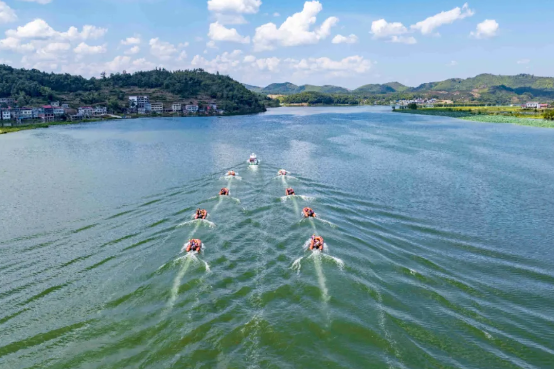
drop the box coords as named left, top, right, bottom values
left=394, top=108, right=554, bottom=128
left=0, top=118, right=117, bottom=135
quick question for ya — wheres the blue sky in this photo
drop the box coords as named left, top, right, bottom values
left=0, top=0, right=552, bottom=88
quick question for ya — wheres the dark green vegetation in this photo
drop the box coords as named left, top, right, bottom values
left=544, top=109, right=554, bottom=120
left=246, top=74, right=554, bottom=105
left=279, top=91, right=360, bottom=105
left=0, top=64, right=266, bottom=115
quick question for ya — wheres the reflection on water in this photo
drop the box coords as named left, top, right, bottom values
left=1, top=107, right=554, bottom=368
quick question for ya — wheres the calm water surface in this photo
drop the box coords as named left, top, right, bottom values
left=1, top=107, right=554, bottom=368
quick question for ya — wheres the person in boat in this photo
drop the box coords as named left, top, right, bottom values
left=195, top=209, right=208, bottom=220
left=310, top=235, right=324, bottom=251
left=303, top=207, right=316, bottom=218
left=249, top=153, right=257, bottom=163
left=227, top=170, right=236, bottom=176
left=220, top=188, right=229, bottom=196
left=278, top=169, right=287, bottom=176
left=286, top=188, right=295, bottom=196
left=186, top=239, right=202, bottom=253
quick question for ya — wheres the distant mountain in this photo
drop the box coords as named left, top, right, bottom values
left=412, top=74, right=554, bottom=92
left=262, top=82, right=300, bottom=94
left=243, top=84, right=263, bottom=93
left=384, top=82, right=409, bottom=92
left=299, top=85, right=350, bottom=94
left=245, top=74, right=554, bottom=103
left=353, top=84, right=396, bottom=94
left=243, top=82, right=350, bottom=95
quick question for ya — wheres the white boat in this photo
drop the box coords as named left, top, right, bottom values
left=248, top=153, right=259, bottom=165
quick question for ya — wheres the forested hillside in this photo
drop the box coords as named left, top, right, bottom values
left=0, top=65, right=266, bottom=114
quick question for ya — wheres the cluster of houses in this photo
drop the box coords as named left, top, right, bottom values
left=523, top=102, right=550, bottom=109
left=0, top=99, right=109, bottom=126
left=128, top=96, right=224, bottom=115
left=395, top=98, right=453, bottom=108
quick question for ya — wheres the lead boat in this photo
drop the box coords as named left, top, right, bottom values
left=248, top=153, right=259, bottom=166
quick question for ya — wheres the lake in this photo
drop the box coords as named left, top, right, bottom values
left=1, top=107, right=554, bottom=368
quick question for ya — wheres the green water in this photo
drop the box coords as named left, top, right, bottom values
left=1, top=107, right=554, bottom=368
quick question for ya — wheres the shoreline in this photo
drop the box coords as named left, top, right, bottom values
left=394, top=109, right=554, bottom=128
left=0, top=110, right=266, bottom=135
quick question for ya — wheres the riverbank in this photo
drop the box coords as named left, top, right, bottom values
left=394, top=108, right=554, bottom=128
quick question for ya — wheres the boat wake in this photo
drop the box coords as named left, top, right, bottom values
left=177, top=219, right=216, bottom=228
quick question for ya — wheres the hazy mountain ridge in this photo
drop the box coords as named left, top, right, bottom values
left=245, top=74, right=554, bottom=100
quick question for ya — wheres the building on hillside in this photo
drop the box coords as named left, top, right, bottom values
left=151, top=103, right=164, bottom=113
left=62, top=103, right=70, bottom=109
left=78, top=106, right=93, bottom=117
left=184, top=105, right=199, bottom=113
left=50, top=101, right=60, bottom=107
left=0, top=98, right=15, bottom=106
left=129, top=96, right=150, bottom=109
left=19, top=108, right=33, bottom=119
left=41, top=106, right=55, bottom=122
left=526, top=102, right=540, bottom=109
left=172, top=103, right=182, bottom=112
left=32, top=107, right=43, bottom=118
left=539, top=104, right=549, bottom=109
left=1, top=109, right=11, bottom=120
left=93, top=106, right=107, bottom=115
left=53, top=107, right=65, bottom=116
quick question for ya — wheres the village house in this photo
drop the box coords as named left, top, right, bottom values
left=151, top=102, right=164, bottom=113
left=0, top=98, right=15, bottom=105
left=184, top=105, right=199, bottom=113
left=93, top=106, right=107, bottom=115
left=539, top=104, right=549, bottom=109
left=19, top=108, right=33, bottom=119
left=41, top=106, right=55, bottom=122
left=32, top=107, right=43, bottom=119
left=172, top=103, right=182, bottom=112
left=62, top=103, right=70, bottom=109
left=1, top=109, right=11, bottom=120
left=53, top=107, right=65, bottom=116
left=78, top=106, right=93, bottom=117
left=525, top=102, right=540, bottom=109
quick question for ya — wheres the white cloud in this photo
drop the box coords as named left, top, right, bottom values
left=470, top=19, right=499, bottom=39
left=273, top=12, right=280, bottom=17
left=121, top=35, right=141, bottom=45
left=0, top=1, right=17, bottom=24
left=207, top=0, right=261, bottom=14
left=178, top=42, right=189, bottom=48
left=248, top=56, right=281, bottom=71
left=178, top=51, right=187, bottom=61
left=390, top=35, right=417, bottom=44
left=191, top=50, right=244, bottom=73
left=411, top=3, right=474, bottom=36
left=0, top=37, right=34, bottom=52
left=332, top=34, right=358, bottom=44
left=149, top=37, right=178, bottom=60
left=371, top=19, right=409, bottom=38
left=290, top=55, right=372, bottom=76
left=4, top=19, right=107, bottom=41
left=208, top=22, right=250, bottom=43
left=213, top=13, right=247, bottom=25
left=253, top=1, right=338, bottom=51
left=132, top=58, right=157, bottom=71
left=42, top=42, right=70, bottom=52
left=124, top=45, right=140, bottom=55
left=18, top=0, right=52, bottom=4
left=105, top=56, right=131, bottom=72
left=73, top=42, right=107, bottom=55
left=206, top=40, right=217, bottom=49
left=447, top=60, right=458, bottom=66
left=517, top=59, right=530, bottom=64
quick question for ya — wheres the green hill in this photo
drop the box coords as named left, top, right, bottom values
left=384, top=82, right=409, bottom=92
left=353, top=84, right=396, bottom=94
left=261, top=82, right=300, bottom=94
left=414, top=74, right=554, bottom=92
left=243, top=84, right=263, bottom=93
left=0, top=64, right=266, bottom=114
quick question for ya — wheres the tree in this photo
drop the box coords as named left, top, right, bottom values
left=407, top=102, right=418, bottom=110
left=108, top=99, right=121, bottom=113
left=544, top=109, right=554, bottom=121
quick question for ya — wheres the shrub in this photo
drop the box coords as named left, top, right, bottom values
left=544, top=110, right=554, bottom=121
left=407, top=103, right=418, bottom=110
